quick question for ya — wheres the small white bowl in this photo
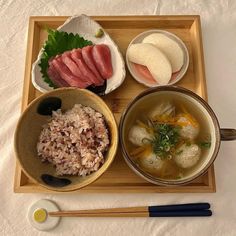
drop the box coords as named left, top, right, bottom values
left=126, top=30, right=189, bottom=87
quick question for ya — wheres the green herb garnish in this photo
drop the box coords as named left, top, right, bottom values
left=151, top=124, right=181, bottom=159
left=39, top=29, right=93, bottom=88
left=199, top=141, right=211, bottom=149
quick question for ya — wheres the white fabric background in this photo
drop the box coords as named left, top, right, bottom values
left=1, top=0, right=236, bottom=235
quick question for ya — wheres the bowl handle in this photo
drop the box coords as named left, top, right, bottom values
left=220, top=129, right=236, bottom=141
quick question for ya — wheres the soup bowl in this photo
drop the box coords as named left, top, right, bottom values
left=119, top=86, right=236, bottom=186
left=14, top=88, right=118, bottom=192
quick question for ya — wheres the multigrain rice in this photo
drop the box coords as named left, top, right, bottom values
left=37, top=104, right=109, bottom=176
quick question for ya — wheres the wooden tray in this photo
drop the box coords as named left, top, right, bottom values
left=14, top=15, right=216, bottom=193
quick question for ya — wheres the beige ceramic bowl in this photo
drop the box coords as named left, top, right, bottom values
left=14, top=88, right=118, bottom=192
left=120, top=86, right=236, bottom=186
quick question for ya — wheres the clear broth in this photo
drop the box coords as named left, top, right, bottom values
left=123, top=92, right=212, bottom=180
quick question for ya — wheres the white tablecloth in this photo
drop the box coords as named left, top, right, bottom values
left=1, top=0, right=236, bottom=235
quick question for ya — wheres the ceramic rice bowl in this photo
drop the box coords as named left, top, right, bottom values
left=14, top=88, right=118, bottom=192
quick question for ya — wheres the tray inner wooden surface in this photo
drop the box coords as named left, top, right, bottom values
left=15, top=16, right=215, bottom=193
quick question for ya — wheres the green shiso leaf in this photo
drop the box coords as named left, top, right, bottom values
left=38, top=29, right=93, bottom=88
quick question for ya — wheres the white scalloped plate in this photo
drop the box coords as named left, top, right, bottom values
left=32, top=14, right=126, bottom=95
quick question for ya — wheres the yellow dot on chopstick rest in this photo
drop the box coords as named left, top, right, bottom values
left=33, top=208, right=47, bottom=223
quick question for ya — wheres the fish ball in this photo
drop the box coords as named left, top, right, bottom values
left=139, top=152, right=164, bottom=171
left=174, top=144, right=201, bottom=168
left=128, top=125, right=152, bottom=146
left=178, top=116, right=199, bottom=140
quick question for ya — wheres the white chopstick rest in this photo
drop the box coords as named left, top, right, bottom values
left=28, top=199, right=60, bottom=231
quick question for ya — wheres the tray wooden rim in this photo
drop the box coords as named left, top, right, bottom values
left=14, top=15, right=216, bottom=193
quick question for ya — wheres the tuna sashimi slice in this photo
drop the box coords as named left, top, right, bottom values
left=47, top=63, right=70, bottom=87
left=71, top=49, right=104, bottom=86
left=52, top=58, right=91, bottom=88
left=61, top=52, right=85, bottom=79
left=92, top=44, right=113, bottom=79
left=81, top=46, right=103, bottom=80
left=60, top=51, right=94, bottom=86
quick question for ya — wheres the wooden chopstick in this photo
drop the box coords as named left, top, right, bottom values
left=49, top=211, right=149, bottom=217
left=48, top=203, right=211, bottom=217
left=49, top=206, right=148, bottom=216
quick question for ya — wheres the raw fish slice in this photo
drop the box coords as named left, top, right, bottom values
left=52, top=58, right=90, bottom=88
left=60, top=51, right=87, bottom=81
left=92, top=44, right=113, bottom=79
left=47, top=63, right=70, bottom=87
left=71, top=49, right=104, bottom=86
left=82, top=46, right=103, bottom=80
left=67, top=49, right=93, bottom=84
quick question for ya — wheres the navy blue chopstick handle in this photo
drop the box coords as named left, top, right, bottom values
left=148, top=203, right=210, bottom=212
left=149, top=210, right=212, bottom=217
